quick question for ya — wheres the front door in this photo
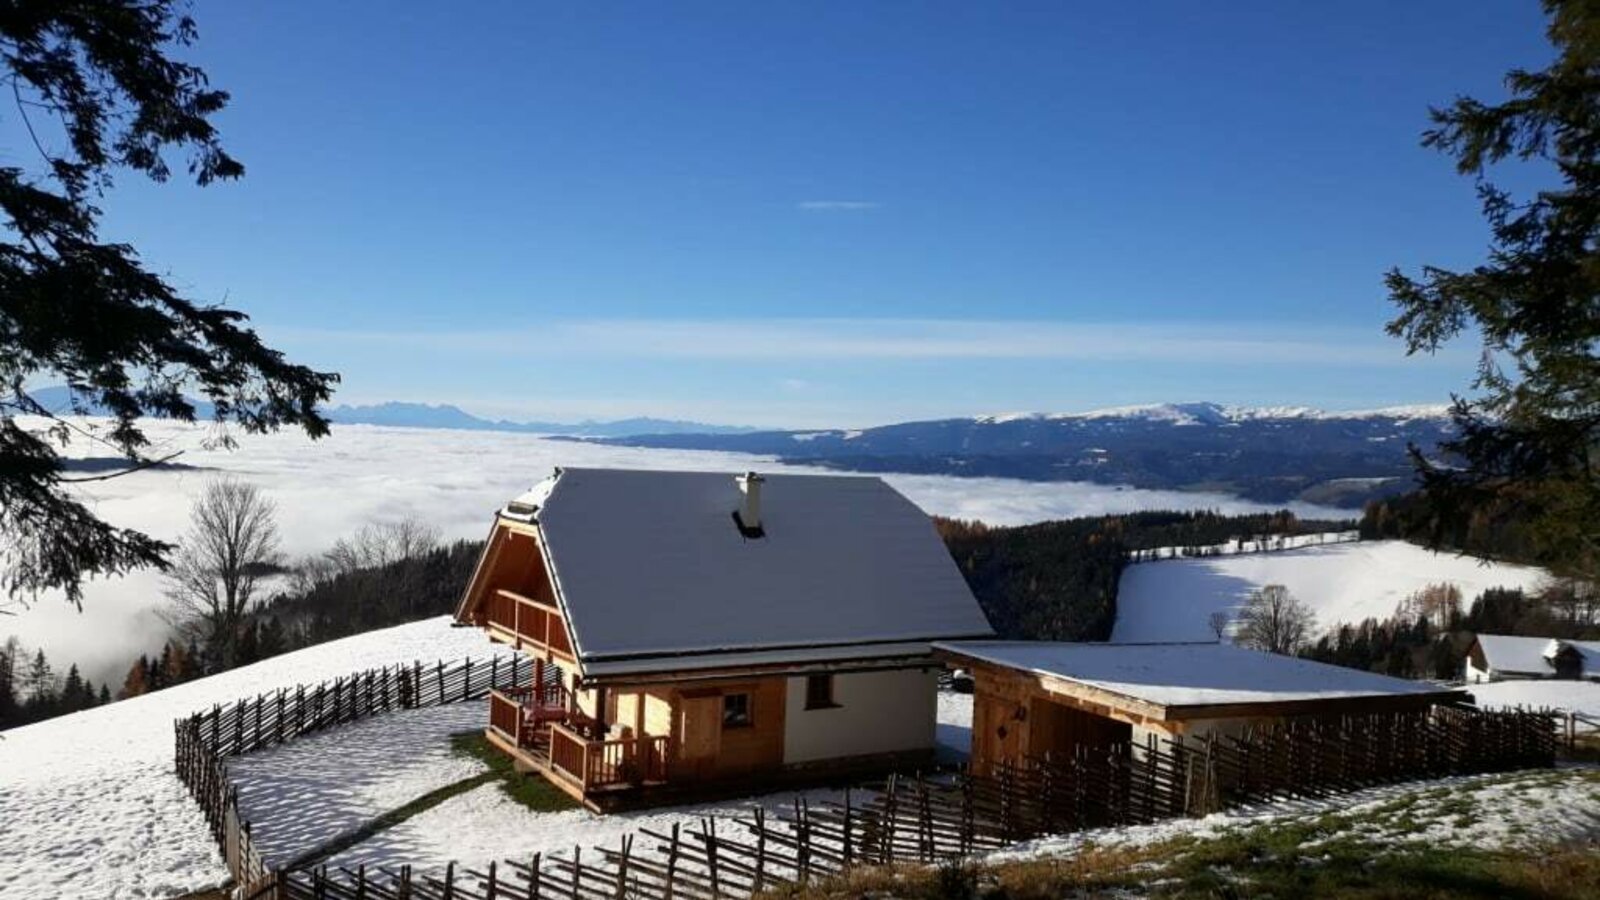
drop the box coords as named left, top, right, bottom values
left=678, top=692, right=722, bottom=781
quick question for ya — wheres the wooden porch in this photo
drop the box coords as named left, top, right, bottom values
left=486, top=685, right=671, bottom=810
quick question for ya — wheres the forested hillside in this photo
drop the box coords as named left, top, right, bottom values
left=938, top=509, right=1349, bottom=640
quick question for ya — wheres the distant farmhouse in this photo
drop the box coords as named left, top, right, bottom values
left=455, top=467, right=994, bottom=810
left=934, top=641, right=1464, bottom=776
left=1465, top=634, right=1600, bottom=683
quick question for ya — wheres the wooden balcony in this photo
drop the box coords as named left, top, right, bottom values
left=484, top=589, right=574, bottom=660
left=548, top=723, right=670, bottom=791
left=486, top=687, right=671, bottom=809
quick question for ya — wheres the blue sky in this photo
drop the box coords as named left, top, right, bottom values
left=45, top=2, right=1556, bottom=427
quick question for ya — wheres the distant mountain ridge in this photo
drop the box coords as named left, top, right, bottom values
left=572, top=402, right=1459, bottom=509
left=24, top=386, right=755, bottom=438
left=971, top=401, right=1452, bottom=426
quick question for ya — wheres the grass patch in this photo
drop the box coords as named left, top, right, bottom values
left=284, top=771, right=498, bottom=870
left=451, top=731, right=579, bottom=812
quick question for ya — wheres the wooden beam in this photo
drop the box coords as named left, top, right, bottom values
left=579, top=655, right=937, bottom=690
left=1165, top=690, right=1467, bottom=721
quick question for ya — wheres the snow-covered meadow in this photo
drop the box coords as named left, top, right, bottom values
left=5, top=416, right=1353, bottom=685
left=0, top=617, right=506, bottom=900
left=1112, top=539, right=1550, bottom=643
left=1471, top=679, right=1600, bottom=720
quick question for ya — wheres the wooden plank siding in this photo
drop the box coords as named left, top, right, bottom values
left=672, top=676, right=787, bottom=782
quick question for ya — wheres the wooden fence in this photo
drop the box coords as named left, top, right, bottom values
left=175, top=655, right=529, bottom=895
left=247, top=703, right=1556, bottom=900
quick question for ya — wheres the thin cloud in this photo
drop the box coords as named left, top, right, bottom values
left=796, top=200, right=881, bottom=211
left=278, top=318, right=1469, bottom=367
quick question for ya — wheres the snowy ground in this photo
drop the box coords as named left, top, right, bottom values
left=936, top=690, right=973, bottom=763
left=323, top=783, right=852, bottom=873
left=231, top=703, right=491, bottom=867
left=4, top=415, right=1351, bottom=686
left=222, top=687, right=974, bottom=875
left=0, top=616, right=509, bottom=900
left=992, top=765, right=1600, bottom=862
left=1470, top=679, right=1600, bottom=720
left=1114, top=540, right=1550, bottom=643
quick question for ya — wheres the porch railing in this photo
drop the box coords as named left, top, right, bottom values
left=488, top=682, right=571, bottom=746
left=548, top=723, right=671, bottom=790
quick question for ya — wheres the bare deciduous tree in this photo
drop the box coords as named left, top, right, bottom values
left=1208, top=610, right=1233, bottom=642
left=164, top=478, right=282, bottom=669
left=327, top=519, right=441, bottom=573
left=1236, top=584, right=1316, bottom=655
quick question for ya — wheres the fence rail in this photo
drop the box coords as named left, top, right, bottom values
left=252, top=702, right=1557, bottom=900
left=174, top=655, right=528, bottom=894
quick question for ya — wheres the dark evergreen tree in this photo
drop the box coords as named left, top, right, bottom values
left=60, top=664, right=85, bottom=710
left=0, top=1, right=338, bottom=611
left=1385, top=0, right=1600, bottom=583
left=0, top=637, right=19, bottom=728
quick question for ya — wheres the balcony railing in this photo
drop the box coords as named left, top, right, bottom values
left=548, top=723, right=671, bottom=790
left=488, top=682, right=571, bottom=747
left=485, top=589, right=574, bottom=658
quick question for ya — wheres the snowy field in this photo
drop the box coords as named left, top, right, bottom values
left=1470, top=679, right=1600, bottom=720
left=0, top=617, right=508, bottom=900
left=1113, top=540, right=1550, bottom=643
left=3, top=416, right=1351, bottom=686
left=231, top=703, right=491, bottom=867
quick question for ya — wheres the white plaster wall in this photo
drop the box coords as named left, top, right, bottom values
left=782, top=668, right=938, bottom=764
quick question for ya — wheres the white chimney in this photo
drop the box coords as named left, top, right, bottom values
left=735, top=471, right=765, bottom=536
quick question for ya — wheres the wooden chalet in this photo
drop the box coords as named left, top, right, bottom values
left=934, top=640, right=1467, bottom=776
left=456, top=467, right=994, bottom=810
left=1464, top=633, right=1600, bottom=683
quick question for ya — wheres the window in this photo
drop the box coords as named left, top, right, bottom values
left=722, top=692, right=752, bottom=728
left=804, top=674, right=838, bottom=710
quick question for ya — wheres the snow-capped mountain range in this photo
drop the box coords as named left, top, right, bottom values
left=578, top=402, right=1459, bottom=509
left=972, top=401, right=1453, bottom=427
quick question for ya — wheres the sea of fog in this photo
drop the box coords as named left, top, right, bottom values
left=3, top=418, right=1353, bottom=685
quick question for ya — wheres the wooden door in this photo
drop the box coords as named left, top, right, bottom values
left=678, top=694, right=722, bottom=781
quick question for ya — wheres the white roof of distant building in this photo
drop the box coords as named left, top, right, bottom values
left=510, top=467, right=994, bottom=668
left=1475, top=634, right=1600, bottom=676
left=934, top=640, right=1460, bottom=712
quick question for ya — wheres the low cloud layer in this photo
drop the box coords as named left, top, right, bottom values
left=3, top=418, right=1350, bottom=686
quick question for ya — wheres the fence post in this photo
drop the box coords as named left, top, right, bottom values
left=615, top=835, right=630, bottom=899
left=752, top=807, right=766, bottom=892
left=528, top=852, right=542, bottom=900
left=842, top=787, right=853, bottom=864
left=664, top=824, right=679, bottom=900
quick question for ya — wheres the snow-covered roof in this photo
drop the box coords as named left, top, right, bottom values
left=512, top=468, right=993, bottom=666
left=934, top=641, right=1461, bottom=714
left=1475, top=634, right=1600, bottom=677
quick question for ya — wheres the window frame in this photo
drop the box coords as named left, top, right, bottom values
left=721, top=691, right=753, bottom=729
left=804, top=673, right=840, bottom=710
